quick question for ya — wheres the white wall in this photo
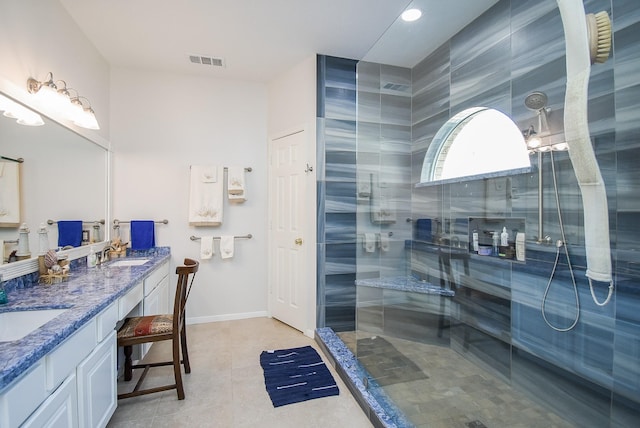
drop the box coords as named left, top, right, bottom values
left=0, top=0, right=110, bottom=140
left=267, top=55, right=317, bottom=335
left=110, top=67, right=268, bottom=322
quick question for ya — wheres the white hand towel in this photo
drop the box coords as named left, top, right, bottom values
left=227, top=166, right=245, bottom=195
left=200, top=236, right=214, bottom=260
left=363, top=233, right=376, bottom=253
left=189, top=165, right=224, bottom=226
left=220, top=235, right=235, bottom=259
left=379, top=232, right=390, bottom=252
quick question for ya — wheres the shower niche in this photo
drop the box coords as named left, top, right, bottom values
left=468, top=217, right=526, bottom=261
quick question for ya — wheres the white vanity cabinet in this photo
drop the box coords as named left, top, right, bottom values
left=0, top=257, right=171, bottom=428
left=0, top=303, right=118, bottom=428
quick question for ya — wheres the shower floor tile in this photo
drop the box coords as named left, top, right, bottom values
left=338, top=331, right=576, bottom=428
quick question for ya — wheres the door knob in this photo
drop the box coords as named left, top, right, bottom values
left=295, top=238, right=303, bottom=245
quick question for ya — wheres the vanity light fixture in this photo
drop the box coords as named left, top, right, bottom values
left=27, top=72, right=100, bottom=130
left=0, top=93, right=44, bottom=126
left=401, top=8, right=422, bottom=22
left=69, top=93, right=100, bottom=130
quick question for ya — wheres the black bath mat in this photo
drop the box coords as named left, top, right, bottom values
left=357, top=336, right=428, bottom=386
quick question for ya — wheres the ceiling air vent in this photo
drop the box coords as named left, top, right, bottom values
left=189, top=55, right=225, bottom=67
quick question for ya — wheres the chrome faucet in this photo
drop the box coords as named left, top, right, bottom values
left=97, top=245, right=117, bottom=265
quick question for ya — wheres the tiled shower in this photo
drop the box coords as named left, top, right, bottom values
left=316, top=0, right=640, bottom=426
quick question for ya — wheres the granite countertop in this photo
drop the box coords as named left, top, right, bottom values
left=0, top=247, right=171, bottom=390
left=355, top=275, right=455, bottom=297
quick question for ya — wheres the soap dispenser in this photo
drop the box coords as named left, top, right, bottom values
left=500, top=227, right=509, bottom=246
left=88, top=246, right=97, bottom=268
left=16, top=223, right=31, bottom=261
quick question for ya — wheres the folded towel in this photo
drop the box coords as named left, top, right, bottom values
left=220, top=235, right=234, bottom=259
left=227, top=166, right=245, bottom=195
left=363, top=233, right=376, bottom=253
left=57, top=220, right=83, bottom=248
left=379, top=232, right=390, bottom=252
left=228, top=193, right=246, bottom=203
left=189, top=165, right=224, bottom=226
left=0, top=162, right=20, bottom=225
left=201, top=166, right=218, bottom=183
left=200, top=236, right=214, bottom=260
left=130, top=220, right=155, bottom=250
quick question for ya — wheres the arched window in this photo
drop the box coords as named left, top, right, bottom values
left=419, top=107, right=531, bottom=184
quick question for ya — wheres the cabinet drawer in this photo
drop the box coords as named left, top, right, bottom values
left=96, top=302, right=118, bottom=342
left=119, top=282, right=143, bottom=319
left=46, top=319, right=97, bottom=392
left=0, top=361, right=47, bottom=428
left=22, top=372, right=78, bottom=428
left=143, top=261, right=169, bottom=296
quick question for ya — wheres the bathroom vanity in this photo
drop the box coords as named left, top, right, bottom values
left=0, top=249, right=170, bottom=428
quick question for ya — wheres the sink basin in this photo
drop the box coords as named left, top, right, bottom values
left=0, top=309, right=68, bottom=342
left=109, top=258, right=151, bottom=267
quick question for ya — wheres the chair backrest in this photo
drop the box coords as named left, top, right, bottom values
left=173, top=258, right=199, bottom=331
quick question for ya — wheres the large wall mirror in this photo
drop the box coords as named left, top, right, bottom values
left=0, top=92, right=108, bottom=266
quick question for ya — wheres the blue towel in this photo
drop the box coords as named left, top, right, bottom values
left=57, top=220, right=83, bottom=247
left=416, top=219, right=432, bottom=241
left=130, top=220, right=155, bottom=250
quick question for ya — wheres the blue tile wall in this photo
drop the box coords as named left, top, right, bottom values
left=407, top=0, right=640, bottom=423
left=317, top=56, right=359, bottom=331
left=317, top=0, right=640, bottom=423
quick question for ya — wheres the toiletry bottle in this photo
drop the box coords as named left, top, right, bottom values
left=472, top=230, right=479, bottom=253
left=492, top=232, right=499, bottom=256
left=88, top=246, right=97, bottom=268
left=500, top=227, right=509, bottom=246
left=516, top=233, right=526, bottom=261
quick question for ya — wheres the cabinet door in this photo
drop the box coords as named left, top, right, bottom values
left=77, top=331, right=117, bottom=428
left=22, top=372, right=78, bottom=428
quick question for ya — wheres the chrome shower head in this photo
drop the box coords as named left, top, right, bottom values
left=525, top=91, right=548, bottom=111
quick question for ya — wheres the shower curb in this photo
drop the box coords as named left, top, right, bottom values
left=315, top=327, right=414, bottom=428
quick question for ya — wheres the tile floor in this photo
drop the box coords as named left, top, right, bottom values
left=338, top=331, right=575, bottom=428
left=107, top=317, right=372, bottom=428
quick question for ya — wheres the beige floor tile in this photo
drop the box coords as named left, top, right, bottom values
left=108, top=318, right=372, bottom=428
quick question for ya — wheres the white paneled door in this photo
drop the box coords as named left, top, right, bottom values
left=269, top=129, right=308, bottom=332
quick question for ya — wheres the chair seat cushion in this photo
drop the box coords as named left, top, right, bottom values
left=118, top=314, right=173, bottom=338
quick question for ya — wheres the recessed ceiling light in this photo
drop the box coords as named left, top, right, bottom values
left=401, top=8, right=422, bottom=22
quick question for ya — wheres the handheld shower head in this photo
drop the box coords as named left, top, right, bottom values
left=525, top=91, right=548, bottom=111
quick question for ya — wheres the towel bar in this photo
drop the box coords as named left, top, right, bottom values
left=1, top=155, right=24, bottom=163
left=113, top=219, right=168, bottom=226
left=223, top=167, right=252, bottom=172
left=190, top=234, right=252, bottom=241
left=358, top=232, right=393, bottom=237
left=47, top=219, right=105, bottom=225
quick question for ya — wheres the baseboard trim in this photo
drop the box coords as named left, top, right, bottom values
left=186, top=311, right=269, bottom=325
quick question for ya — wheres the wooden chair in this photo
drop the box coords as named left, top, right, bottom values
left=116, top=258, right=199, bottom=400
